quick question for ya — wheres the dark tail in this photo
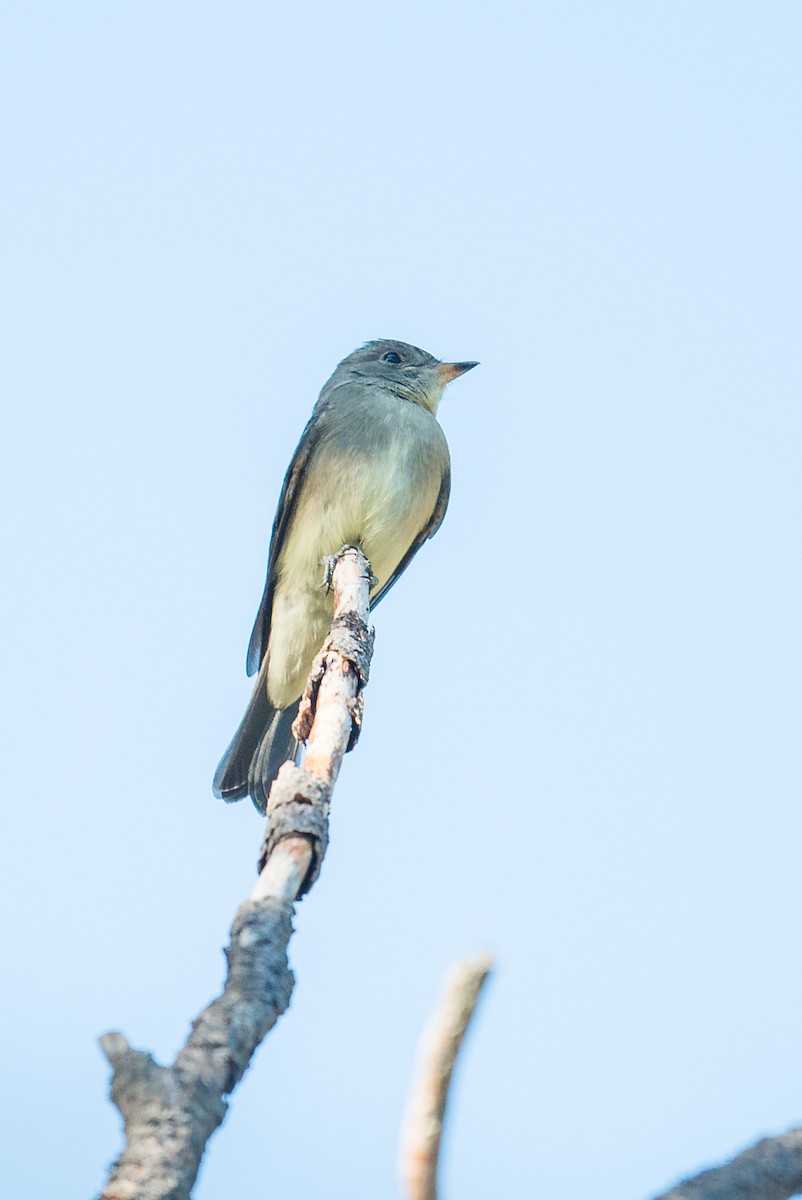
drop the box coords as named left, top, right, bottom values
left=213, top=665, right=299, bottom=813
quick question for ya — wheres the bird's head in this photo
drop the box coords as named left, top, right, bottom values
left=333, top=339, right=478, bottom=413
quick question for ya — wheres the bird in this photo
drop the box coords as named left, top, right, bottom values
left=213, top=339, right=478, bottom=812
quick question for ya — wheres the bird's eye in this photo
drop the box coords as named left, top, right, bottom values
left=382, top=351, right=402, bottom=364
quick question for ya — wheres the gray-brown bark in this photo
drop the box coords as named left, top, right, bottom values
left=98, top=546, right=374, bottom=1200
left=652, top=1127, right=802, bottom=1200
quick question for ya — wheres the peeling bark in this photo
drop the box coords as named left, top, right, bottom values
left=98, top=547, right=374, bottom=1200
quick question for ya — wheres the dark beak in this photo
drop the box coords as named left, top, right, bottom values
left=437, top=361, right=480, bottom=382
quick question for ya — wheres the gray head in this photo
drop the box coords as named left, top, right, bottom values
left=326, top=339, right=478, bottom=414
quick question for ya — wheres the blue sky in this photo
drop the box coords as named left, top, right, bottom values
left=2, top=3, right=801, bottom=1198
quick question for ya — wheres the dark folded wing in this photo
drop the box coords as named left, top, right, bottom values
left=369, top=464, right=451, bottom=610
left=245, top=405, right=329, bottom=676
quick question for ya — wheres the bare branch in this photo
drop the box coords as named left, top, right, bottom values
left=651, top=1127, right=802, bottom=1200
left=98, top=546, right=374, bottom=1200
left=399, top=955, right=493, bottom=1200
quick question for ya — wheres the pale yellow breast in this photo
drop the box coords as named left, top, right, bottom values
left=265, top=401, right=447, bottom=707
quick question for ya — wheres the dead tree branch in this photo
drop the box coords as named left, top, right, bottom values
left=98, top=546, right=374, bottom=1200
left=96, top=538, right=794, bottom=1200
left=399, top=955, right=493, bottom=1200
left=651, top=1127, right=802, bottom=1200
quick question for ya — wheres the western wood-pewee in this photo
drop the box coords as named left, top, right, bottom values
left=213, top=339, right=477, bottom=812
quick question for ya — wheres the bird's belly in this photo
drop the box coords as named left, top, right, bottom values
left=265, top=435, right=441, bottom=707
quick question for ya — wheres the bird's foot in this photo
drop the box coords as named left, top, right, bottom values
left=321, top=549, right=350, bottom=593
left=321, top=546, right=377, bottom=592
left=321, top=553, right=338, bottom=593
